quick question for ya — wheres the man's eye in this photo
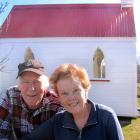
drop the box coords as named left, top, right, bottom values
left=34, top=81, right=40, bottom=84
left=22, top=81, right=29, bottom=84
left=61, top=92, right=68, bottom=95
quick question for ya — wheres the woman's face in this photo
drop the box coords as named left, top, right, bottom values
left=18, top=71, right=45, bottom=109
left=56, top=77, right=88, bottom=115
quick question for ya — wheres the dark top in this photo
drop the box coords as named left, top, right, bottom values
left=21, top=100, right=124, bottom=140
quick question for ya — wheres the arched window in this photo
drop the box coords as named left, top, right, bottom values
left=93, top=48, right=106, bottom=78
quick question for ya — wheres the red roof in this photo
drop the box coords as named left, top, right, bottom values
left=0, top=4, right=136, bottom=38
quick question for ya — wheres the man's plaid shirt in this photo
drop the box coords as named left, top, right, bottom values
left=0, top=86, right=61, bottom=140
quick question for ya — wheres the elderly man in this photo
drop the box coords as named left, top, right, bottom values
left=0, top=58, right=60, bottom=140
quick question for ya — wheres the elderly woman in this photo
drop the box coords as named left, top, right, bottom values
left=21, top=64, right=124, bottom=140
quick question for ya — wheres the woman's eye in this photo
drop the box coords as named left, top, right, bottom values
left=74, top=88, right=80, bottom=93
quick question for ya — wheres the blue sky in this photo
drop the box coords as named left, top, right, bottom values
left=0, top=0, right=139, bottom=54
left=14, top=0, right=120, bottom=5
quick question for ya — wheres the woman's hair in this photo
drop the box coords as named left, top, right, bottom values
left=49, top=64, right=91, bottom=93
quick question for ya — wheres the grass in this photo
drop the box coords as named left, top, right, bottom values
left=122, top=118, right=140, bottom=140
left=120, top=98, right=140, bottom=140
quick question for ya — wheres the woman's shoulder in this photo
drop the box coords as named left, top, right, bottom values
left=96, top=103, right=114, bottom=112
left=94, top=102, right=117, bottom=117
left=92, top=103, right=118, bottom=124
left=88, top=100, right=115, bottom=115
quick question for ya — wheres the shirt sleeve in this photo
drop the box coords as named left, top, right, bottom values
left=0, top=90, right=12, bottom=140
left=20, top=116, right=55, bottom=140
left=106, top=111, right=124, bottom=140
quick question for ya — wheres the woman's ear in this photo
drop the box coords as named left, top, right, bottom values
left=85, top=90, right=88, bottom=100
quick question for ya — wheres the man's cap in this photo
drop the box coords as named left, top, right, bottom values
left=17, top=59, right=45, bottom=78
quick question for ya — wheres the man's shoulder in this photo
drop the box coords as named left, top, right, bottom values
left=6, top=86, right=21, bottom=97
left=43, top=90, right=62, bottom=112
left=45, top=90, right=58, bottom=97
left=44, top=90, right=59, bottom=104
left=0, top=86, right=21, bottom=109
left=45, top=90, right=58, bottom=99
left=6, top=86, right=20, bottom=94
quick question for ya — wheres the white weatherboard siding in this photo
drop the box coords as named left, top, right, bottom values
left=0, top=37, right=137, bottom=117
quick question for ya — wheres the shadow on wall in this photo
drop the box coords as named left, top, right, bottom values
left=137, top=65, right=140, bottom=97
left=118, top=117, right=132, bottom=127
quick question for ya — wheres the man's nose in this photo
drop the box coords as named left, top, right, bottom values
left=28, top=83, right=35, bottom=91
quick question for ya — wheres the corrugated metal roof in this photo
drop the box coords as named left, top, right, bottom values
left=0, top=4, right=136, bottom=38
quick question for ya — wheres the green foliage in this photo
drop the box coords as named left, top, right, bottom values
left=137, top=83, right=140, bottom=97
left=138, top=98, right=140, bottom=107
left=0, top=1, right=9, bottom=14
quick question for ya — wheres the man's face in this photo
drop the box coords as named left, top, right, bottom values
left=18, top=71, right=45, bottom=109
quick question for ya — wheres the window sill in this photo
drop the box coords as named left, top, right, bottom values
left=90, top=79, right=110, bottom=82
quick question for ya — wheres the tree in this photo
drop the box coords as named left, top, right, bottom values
left=0, top=48, right=13, bottom=72
left=0, top=1, right=9, bottom=14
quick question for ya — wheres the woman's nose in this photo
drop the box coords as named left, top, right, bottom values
left=67, top=92, right=75, bottom=100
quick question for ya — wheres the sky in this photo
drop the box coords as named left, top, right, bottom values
left=0, top=0, right=140, bottom=55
